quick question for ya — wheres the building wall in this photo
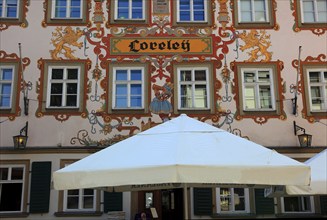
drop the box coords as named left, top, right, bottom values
left=1, top=0, right=326, bottom=219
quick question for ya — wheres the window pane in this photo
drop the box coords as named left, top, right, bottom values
left=244, top=72, right=255, bottom=82
left=259, top=85, right=272, bottom=108
left=180, top=70, right=191, bottom=81
left=51, top=83, right=63, bottom=94
left=2, top=68, right=13, bottom=80
left=245, top=86, right=256, bottom=109
left=180, top=85, right=192, bottom=108
left=255, top=11, right=266, bottom=21
left=180, top=0, right=190, bottom=10
left=83, top=197, right=94, bottom=209
left=132, top=0, right=143, bottom=7
left=194, top=70, right=206, bottom=80
left=83, top=189, right=94, bottom=195
left=67, top=83, right=77, bottom=94
left=56, top=0, right=67, bottom=7
left=67, top=69, right=78, bottom=79
left=116, top=97, right=127, bottom=107
left=116, top=70, right=127, bottom=80
left=52, top=69, right=64, bottom=79
left=67, top=197, right=79, bottom=209
left=1, top=84, right=12, bottom=95
left=131, top=70, right=142, bottom=80
left=55, top=8, right=67, bottom=18
left=194, top=0, right=204, bottom=9
left=240, top=0, right=251, bottom=11
left=131, top=84, right=141, bottom=95
left=258, top=71, right=270, bottom=82
left=180, top=11, right=190, bottom=21
left=132, top=9, right=143, bottom=19
left=116, top=84, right=127, bottom=95
left=311, top=86, right=323, bottom=110
left=66, top=95, right=77, bottom=106
left=50, top=95, right=62, bottom=106
left=71, top=0, right=81, bottom=7
left=70, top=8, right=80, bottom=18
left=0, top=168, right=8, bottom=180
left=194, top=85, right=207, bottom=108
left=118, top=9, right=128, bottom=18
left=131, top=96, right=142, bottom=107
left=309, top=72, right=320, bottom=82
left=194, top=11, right=205, bottom=21
left=0, top=183, right=23, bottom=211
left=11, top=168, right=23, bottom=180
left=118, top=0, right=128, bottom=7
left=68, top=189, right=79, bottom=195
left=220, top=188, right=231, bottom=211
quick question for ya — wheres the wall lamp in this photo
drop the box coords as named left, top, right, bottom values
left=293, top=121, right=312, bottom=147
left=13, top=122, right=28, bottom=149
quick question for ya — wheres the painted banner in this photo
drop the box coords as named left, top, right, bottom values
left=110, top=37, right=212, bottom=55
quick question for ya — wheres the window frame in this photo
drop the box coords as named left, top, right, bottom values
left=46, top=65, right=81, bottom=109
left=0, top=0, right=20, bottom=19
left=0, top=65, right=15, bottom=109
left=232, top=0, right=277, bottom=29
left=216, top=187, right=250, bottom=214
left=43, top=0, right=90, bottom=26
left=280, top=196, right=315, bottom=213
left=50, top=0, right=83, bottom=20
left=177, top=66, right=210, bottom=110
left=36, top=59, right=90, bottom=122
left=112, top=66, right=144, bottom=110
left=172, top=0, right=213, bottom=27
left=107, top=62, right=149, bottom=114
left=241, top=68, right=276, bottom=111
left=300, top=0, right=327, bottom=24
left=232, top=61, right=285, bottom=124
left=306, top=68, right=327, bottom=112
left=0, top=160, right=29, bottom=216
left=114, top=0, right=145, bottom=21
left=176, top=0, right=208, bottom=23
left=109, top=0, right=150, bottom=25
left=0, top=0, right=28, bottom=31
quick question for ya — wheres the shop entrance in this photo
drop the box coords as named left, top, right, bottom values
left=137, top=188, right=184, bottom=220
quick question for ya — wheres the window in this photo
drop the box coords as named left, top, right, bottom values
left=238, top=0, right=268, bottom=23
left=51, top=0, right=82, bottom=19
left=110, top=0, right=149, bottom=25
left=0, top=0, right=19, bottom=18
left=177, top=67, right=210, bottom=110
left=0, top=164, right=27, bottom=213
left=0, top=65, right=14, bottom=109
left=115, top=0, right=144, bottom=20
left=216, top=188, right=250, bottom=213
left=241, top=69, right=275, bottom=111
left=64, top=189, right=96, bottom=211
left=232, top=0, right=276, bottom=29
left=36, top=60, right=89, bottom=121
left=47, top=66, right=80, bottom=108
left=301, top=0, right=327, bottom=23
left=177, top=0, right=207, bottom=22
left=112, top=67, right=144, bottom=109
left=281, top=196, right=314, bottom=213
left=173, top=0, right=213, bottom=26
left=306, top=69, right=327, bottom=112
left=43, top=0, right=90, bottom=26
left=232, top=61, right=285, bottom=124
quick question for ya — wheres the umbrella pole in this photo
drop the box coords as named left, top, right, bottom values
left=183, top=184, right=189, bottom=220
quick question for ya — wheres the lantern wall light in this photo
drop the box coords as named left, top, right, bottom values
left=293, top=121, right=312, bottom=147
left=13, top=122, right=28, bottom=149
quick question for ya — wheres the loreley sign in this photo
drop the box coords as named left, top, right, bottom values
left=110, top=37, right=212, bottom=55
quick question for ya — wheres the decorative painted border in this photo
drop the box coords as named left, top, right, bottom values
left=290, top=0, right=327, bottom=36
left=292, top=54, right=327, bottom=123
left=0, top=50, right=30, bottom=120
left=0, top=0, right=29, bottom=31
left=35, top=59, right=91, bottom=122
left=231, top=60, right=286, bottom=125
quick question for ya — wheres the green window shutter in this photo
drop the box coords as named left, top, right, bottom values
left=255, top=189, right=275, bottom=215
left=193, top=188, right=212, bottom=215
left=103, top=192, right=123, bottom=212
left=320, top=196, right=327, bottom=215
left=29, top=162, right=51, bottom=213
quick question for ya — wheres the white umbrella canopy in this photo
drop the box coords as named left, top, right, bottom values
left=286, top=149, right=327, bottom=195
left=53, top=114, right=310, bottom=191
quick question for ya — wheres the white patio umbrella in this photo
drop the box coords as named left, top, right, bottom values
left=286, top=149, right=327, bottom=195
left=53, top=114, right=310, bottom=219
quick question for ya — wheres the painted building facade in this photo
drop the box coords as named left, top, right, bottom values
left=0, top=0, right=326, bottom=219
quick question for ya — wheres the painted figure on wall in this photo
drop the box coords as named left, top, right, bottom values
left=149, top=82, right=173, bottom=122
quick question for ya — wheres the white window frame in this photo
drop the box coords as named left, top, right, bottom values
left=63, top=188, right=96, bottom=212
left=237, top=0, right=269, bottom=23
left=300, top=0, right=327, bottom=23
left=51, top=0, right=83, bottom=19
left=280, top=196, right=315, bottom=213
left=46, top=66, right=81, bottom=109
left=0, top=164, right=25, bottom=213
left=177, top=0, right=208, bottom=23
left=241, top=68, right=276, bottom=111
left=216, top=188, right=250, bottom=213
left=177, top=67, right=210, bottom=110
left=306, top=68, right=327, bottom=112
left=0, top=0, right=20, bottom=19
left=114, top=0, right=145, bottom=20
left=0, top=65, right=15, bottom=109
left=112, top=67, right=144, bottom=109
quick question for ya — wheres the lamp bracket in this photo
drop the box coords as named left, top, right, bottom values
left=20, top=121, right=28, bottom=136
left=293, top=121, right=306, bottom=135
